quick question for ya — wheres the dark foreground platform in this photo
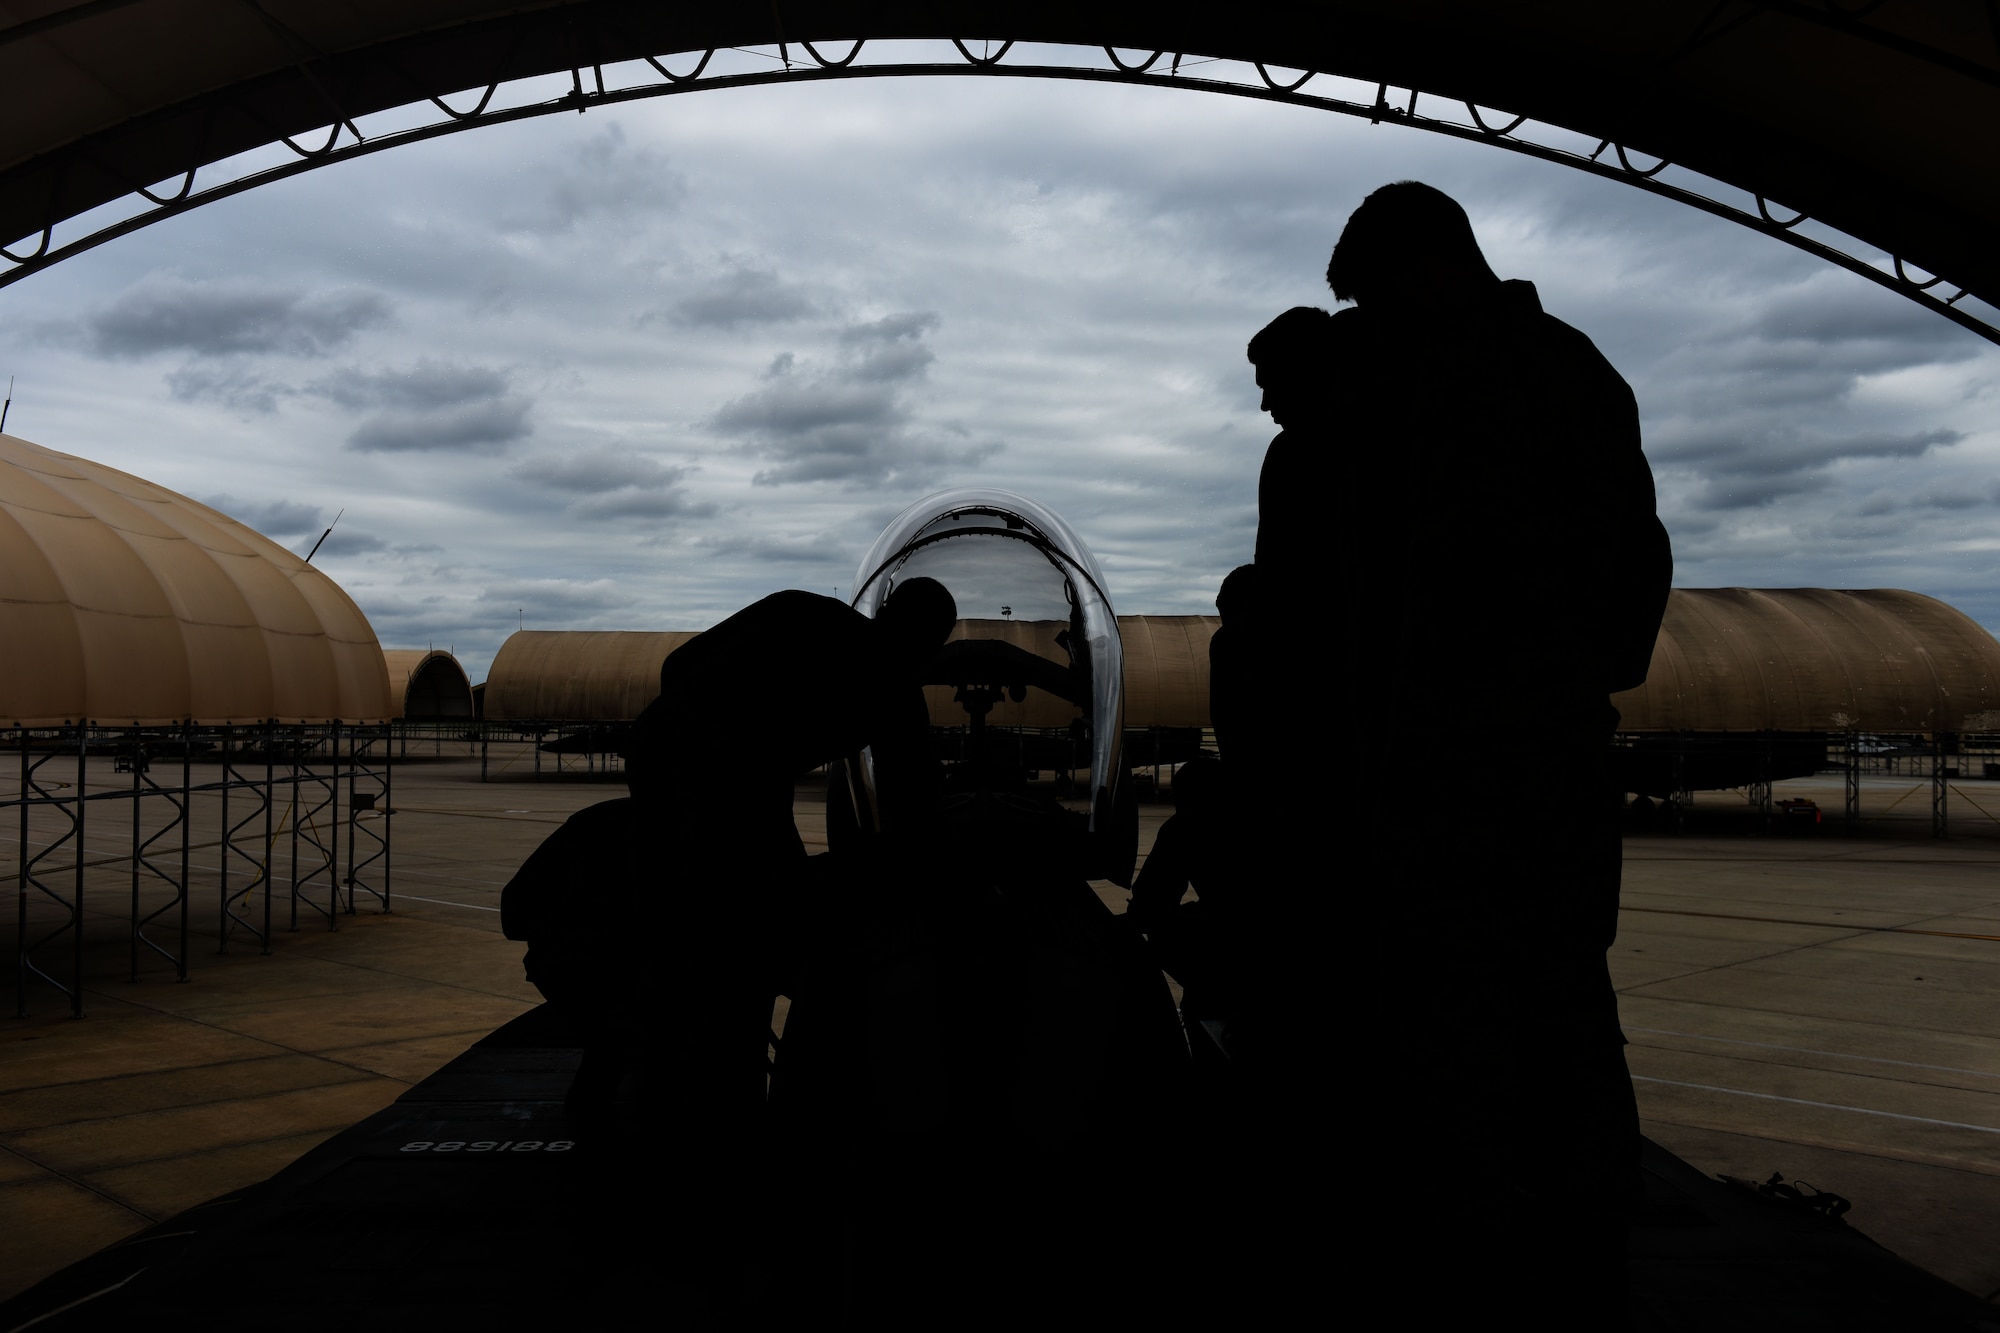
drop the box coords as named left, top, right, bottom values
left=5, top=1006, right=1997, bottom=1332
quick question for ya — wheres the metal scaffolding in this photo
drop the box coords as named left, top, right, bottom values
left=1616, top=729, right=2000, bottom=839
left=6, top=723, right=394, bottom=1018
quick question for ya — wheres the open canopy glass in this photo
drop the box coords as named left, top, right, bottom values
left=849, top=488, right=1129, bottom=870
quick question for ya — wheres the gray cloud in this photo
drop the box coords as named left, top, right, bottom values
left=310, top=527, right=388, bottom=557
left=316, top=361, right=533, bottom=453
left=508, top=446, right=716, bottom=523
left=712, top=312, right=999, bottom=487
left=1677, top=470, right=1832, bottom=512
left=717, top=377, right=899, bottom=439
left=1655, top=426, right=1959, bottom=479
left=202, top=494, right=322, bottom=536
left=510, top=447, right=682, bottom=493
left=1750, top=277, right=1981, bottom=362
left=690, top=531, right=846, bottom=563
left=670, top=264, right=817, bottom=329
left=348, top=402, right=532, bottom=453
left=1629, top=261, right=1983, bottom=531
left=839, top=311, right=941, bottom=383
left=1657, top=424, right=1960, bottom=514
left=481, top=578, right=636, bottom=620
left=570, top=489, right=717, bottom=520
left=316, top=361, right=511, bottom=411
left=501, top=124, right=689, bottom=234
left=168, top=364, right=292, bottom=414
left=1854, top=484, right=2000, bottom=517
left=83, top=276, right=390, bottom=359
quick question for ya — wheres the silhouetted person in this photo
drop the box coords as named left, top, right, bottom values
left=618, top=574, right=957, bottom=1063
left=1201, top=310, right=1355, bottom=1117
left=1127, top=756, right=1242, bottom=1053
left=1205, top=561, right=1264, bottom=771
left=500, top=794, right=684, bottom=1120
left=1325, top=181, right=1670, bottom=1325
left=1245, top=304, right=1337, bottom=588
left=503, top=578, right=955, bottom=1313
left=1226, top=301, right=1350, bottom=795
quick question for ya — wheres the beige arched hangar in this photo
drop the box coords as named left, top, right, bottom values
left=484, top=630, right=702, bottom=723
left=1, top=432, right=393, bottom=726
left=1607, top=588, right=2000, bottom=799
left=2, top=433, right=395, bottom=1019
left=382, top=649, right=474, bottom=721
left=482, top=594, right=2000, bottom=793
left=481, top=617, right=1220, bottom=780
left=487, top=594, right=2000, bottom=733
left=1613, top=588, right=2000, bottom=735
left=482, top=617, right=1219, bottom=728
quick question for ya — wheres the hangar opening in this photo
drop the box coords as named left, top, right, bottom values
left=383, top=647, right=475, bottom=758
left=6, top=3, right=2000, bottom=1325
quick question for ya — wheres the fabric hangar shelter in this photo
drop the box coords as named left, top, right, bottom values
left=1608, top=588, right=2000, bottom=833
left=0, top=431, right=398, bottom=1018
left=476, top=616, right=1220, bottom=787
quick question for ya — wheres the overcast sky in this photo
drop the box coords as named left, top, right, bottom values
left=6, top=71, right=1998, bottom=684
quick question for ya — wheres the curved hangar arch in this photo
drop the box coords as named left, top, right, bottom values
left=381, top=648, right=474, bottom=721
left=0, top=432, right=394, bottom=726
left=2, top=4, right=1997, bottom=342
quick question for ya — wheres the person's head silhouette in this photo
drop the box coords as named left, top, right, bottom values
left=1326, top=181, right=1499, bottom=310
left=1216, top=563, right=1260, bottom=627
left=877, top=575, right=958, bottom=670
left=1169, top=754, right=1225, bottom=822
left=1246, top=306, right=1333, bottom=430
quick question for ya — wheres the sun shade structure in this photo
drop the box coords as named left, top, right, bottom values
left=482, top=630, right=700, bottom=722
left=482, top=590, right=2000, bottom=737
left=1611, top=588, right=2000, bottom=735
left=1118, top=614, right=1216, bottom=728
left=0, top=432, right=392, bottom=726
left=2, top=4, right=1997, bottom=342
left=482, top=615, right=1218, bottom=728
left=382, top=648, right=474, bottom=720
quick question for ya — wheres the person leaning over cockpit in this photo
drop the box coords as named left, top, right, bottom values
left=501, top=578, right=956, bottom=1303
left=618, top=574, right=959, bottom=1100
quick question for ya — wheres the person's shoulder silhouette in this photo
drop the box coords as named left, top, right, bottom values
left=1245, top=306, right=1337, bottom=582
left=1324, top=178, right=1669, bottom=698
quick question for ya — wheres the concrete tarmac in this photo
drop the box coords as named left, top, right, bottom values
left=1619, top=774, right=2000, bottom=1301
left=5, top=752, right=2000, bottom=1305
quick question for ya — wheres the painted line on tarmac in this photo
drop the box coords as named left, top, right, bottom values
left=1624, top=903, right=2000, bottom=943
left=1632, top=1076, right=2000, bottom=1135
left=390, top=805, right=568, bottom=823
left=392, top=893, right=501, bottom=913
left=1628, top=1027, right=2000, bottom=1082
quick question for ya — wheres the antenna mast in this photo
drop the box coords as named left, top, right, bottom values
left=304, top=508, right=345, bottom=564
